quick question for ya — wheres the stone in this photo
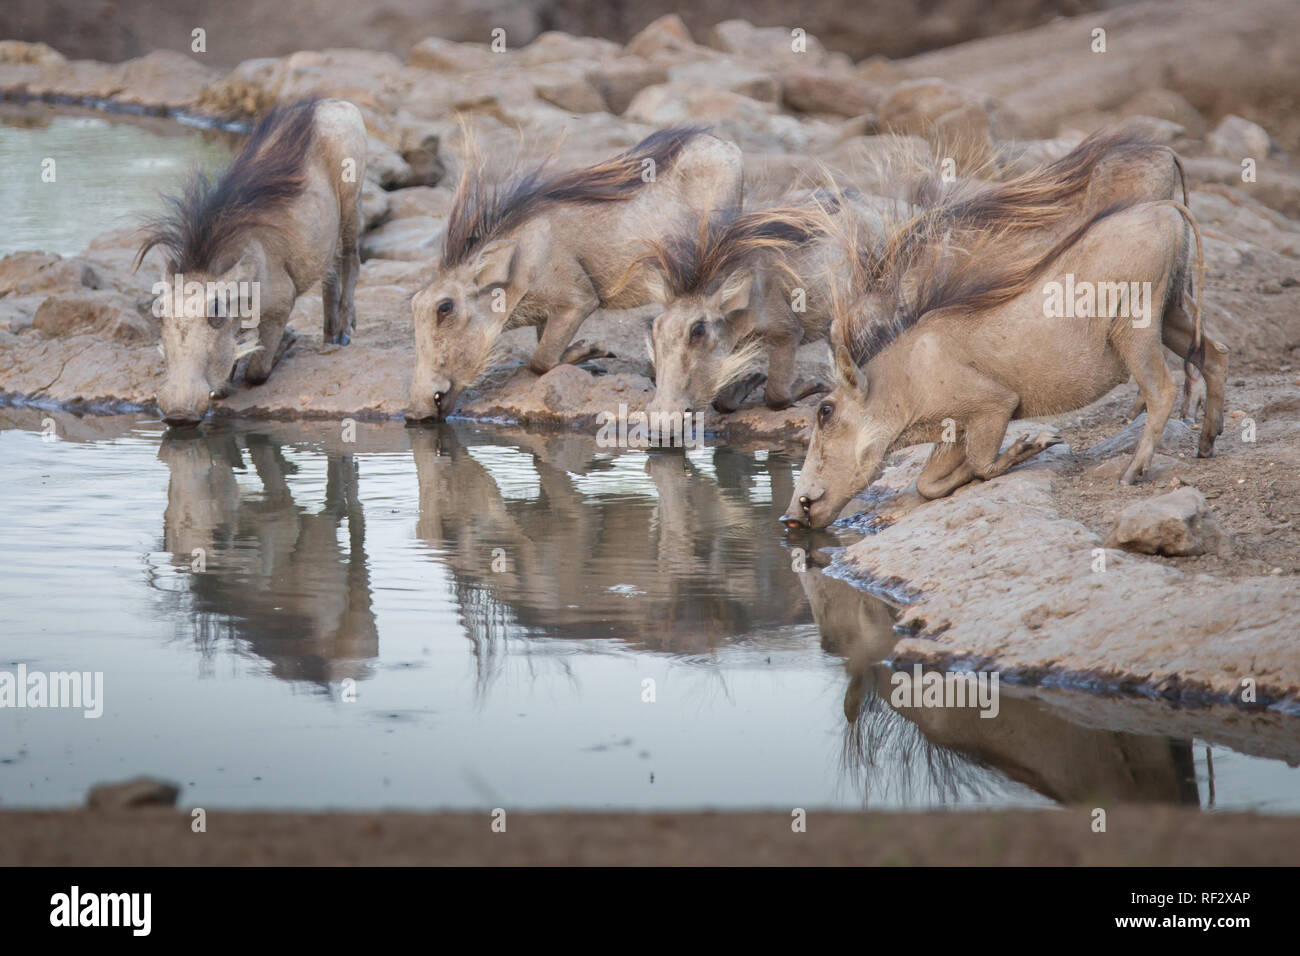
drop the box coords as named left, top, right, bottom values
left=87, top=777, right=180, bottom=810
left=32, top=291, right=155, bottom=344
left=781, top=70, right=883, bottom=117
left=1208, top=114, right=1274, bottom=160
left=360, top=217, right=443, bottom=262
left=1105, top=487, right=1228, bottom=557
left=1085, top=414, right=1194, bottom=460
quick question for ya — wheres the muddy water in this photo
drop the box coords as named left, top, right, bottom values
left=1, top=409, right=1297, bottom=812
left=0, top=104, right=234, bottom=256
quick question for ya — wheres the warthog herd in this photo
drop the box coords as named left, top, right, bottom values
left=137, top=97, right=1227, bottom=532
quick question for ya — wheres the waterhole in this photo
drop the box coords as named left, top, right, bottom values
left=1, top=409, right=1296, bottom=812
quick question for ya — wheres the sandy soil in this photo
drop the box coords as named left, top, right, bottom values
left=3, top=806, right=1298, bottom=865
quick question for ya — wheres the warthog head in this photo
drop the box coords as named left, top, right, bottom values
left=646, top=268, right=761, bottom=418
left=782, top=343, right=891, bottom=530
left=155, top=248, right=262, bottom=428
left=408, top=235, right=538, bottom=422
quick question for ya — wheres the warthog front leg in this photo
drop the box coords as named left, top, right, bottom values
left=530, top=276, right=600, bottom=375
left=246, top=314, right=293, bottom=386
left=713, top=371, right=765, bottom=413
left=916, top=430, right=1062, bottom=499
left=763, top=336, right=800, bottom=409
left=558, top=340, right=615, bottom=366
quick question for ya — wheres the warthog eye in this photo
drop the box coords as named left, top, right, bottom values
left=817, top=402, right=834, bottom=426
left=436, top=298, right=454, bottom=322
left=689, top=319, right=706, bottom=343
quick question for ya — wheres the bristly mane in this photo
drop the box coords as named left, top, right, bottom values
left=623, top=193, right=837, bottom=300
left=833, top=129, right=1167, bottom=365
left=441, top=126, right=707, bottom=269
left=135, top=99, right=319, bottom=273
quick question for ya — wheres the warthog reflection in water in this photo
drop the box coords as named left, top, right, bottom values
left=410, top=424, right=810, bottom=671
left=801, top=568, right=1201, bottom=808
left=155, top=428, right=377, bottom=685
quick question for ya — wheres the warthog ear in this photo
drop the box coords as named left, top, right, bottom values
left=718, top=269, right=754, bottom=315
left=834, top=344, right=868, bottom=394
left=473, top=239, right=518, bottom=290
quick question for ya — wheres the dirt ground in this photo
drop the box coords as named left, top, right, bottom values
left=3, top=805, right=1298, bottom=865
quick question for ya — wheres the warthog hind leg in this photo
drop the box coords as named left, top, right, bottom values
left=1117, top=336, right=1177, bottom=484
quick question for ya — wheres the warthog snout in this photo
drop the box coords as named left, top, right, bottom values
left=157, top=383, right=217, bottom=428
left=406, top=376, right=456, bottom=423
left=780, top=487, right=825, bottom=530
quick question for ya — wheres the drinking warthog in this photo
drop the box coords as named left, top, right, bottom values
left=137, top=98, right=366, bottom=426
left=629, top=191, right=899, bottom=417
left=782, top=198, right=1224, bottom=529
left=405, top=127, right=743, bottom=421
left=867, top=128, right=1210, bottom=417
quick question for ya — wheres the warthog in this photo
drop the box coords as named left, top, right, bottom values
left=628, top=191, right=900, bottom=418
left=782, top=197, right=1225, bottom=530
left=138, top=98, right=366, bottom=426
left=866, top=128, right=1208, bottom=417
left=406, top=127, right=743, bottom=421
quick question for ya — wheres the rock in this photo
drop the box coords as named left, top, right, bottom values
left=360, top=217, right=443, bottom=262
left=99, top=50, right=220, bottom=110
left=532, top=65, right=608, bottom=113
left=668, top=59, right=779, bottom=104
left=32, top=291, right=155, bottom=344
left=855, top=55, right=910, bottom=86
left=624, top=15, right=703, bottom=62
left=1208, top=114, right=1275, bottom=160
left=386, top=185, right=454, bottom=220
left=515, top=32, right=621, bottom=67
left=625, top=83, right=816, bottom=152
left=360, top=179, right=391, bottom=230
left=706, top=20, right=843, bottom=71
left=1089, top=453, right=1182, bottom=484
left=0, top=251, right=65, bottom=295
left=589, top=58, right=669, bottom=115
left=398, top=128, right=445, bottom=187
left=408, top=37, right=498, bottom=73
left=1105, top=487, right=1228, bottom=557
left=1117, top=88, right=1206, bottom=138
left=365, top=136, right=414, bottom=189
left=878, top=78, right=998, bottom=166
left=0, top=40, right=66, bottom=66
left=1085, top=415, right=1194, bottom=460
left=87, top=777, right=180, bottom=810
left=531, top=363, right=594, bottom=412
left=781, top=70, right=883, bottom=117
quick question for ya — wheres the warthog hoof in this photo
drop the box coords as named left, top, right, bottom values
left=558, top=340, right=614, bottom=367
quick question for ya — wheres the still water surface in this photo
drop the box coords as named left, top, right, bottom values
left=1, top=410, right=1296, bottom=812
left=0, top=103, right=233, bottom=257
